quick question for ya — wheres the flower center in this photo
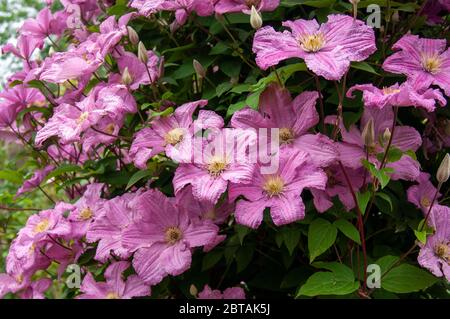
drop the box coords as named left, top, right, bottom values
left=106, top=292, right=120, bottom=299
left=105, top=123, right=115, bottom=135
left=263, top=175, right=285, bottom=197
left=33, top=219, right=50, bottom=234
left=421, top=54, right=442, bottom=74
left=420, top=196, right=431, bottom=208
left=299, top=33, right=325, bottom=53
left=245, top=0, right=261, bottom=7
left=204, top=209, right=216, bottom=220
left=382, top=87, right=401, bottom=95
left=79, top=207, right=93, bottom=220
left=165, top=226, right=183, bottom=245
left=164, top=128, right=184, bottom=146
left=76, top=111, right=89, bottom=125
left=16, top=274, right=24, bottom=284
left=434, top=242, right=449, bottom=262
left=279, top=127, right=295, bottom=144
left=207, top=157, right=228, bottom=177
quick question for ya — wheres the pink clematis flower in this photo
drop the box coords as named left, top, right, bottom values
left=198, top=285, right=245, bottom=299
left=311, top=163, right=365, bottom=213
left=346, top=81, right=446, bottom=112
left=96, top=13, right=135, bottom=57
left=68, top=183, right=105, bottom=237
left=0, top=84, right=45, bottom=128
left=176, top=185, right=235, bottom=224
left=17, top=203, right=73, bottom=244
left=229, top=149, right=327, bottom=229
left=16, top=165, right=55, bottom=197
left=333, top=107, right=422, bottom=182
left=86, top=192, right=142, bottom=262
left=231, top=83, right=337, bottom=167
left=173, top=130, right=256, bottom=204
left=122, top=189, right=219, bottom=285
left=129, top=100, right=214, bottom=168
left=253, top=14, right=376, bottom=80
left=215, top=0, right=280, bottom=14
left=407, top=172, right=442, bottom=214
left=117, top=49, right=164, bottom=90
left=78, top=261, right=150, bottom=299
left=19, top=278, right=52, bottom=299
left=20, top=7, right=66, bottom=42
left=2, top=35, right=43, bottom=61
left=39, top=39, right=104, bottom=83
left=382, top=34, right=450, bottom=96
left=418, top=204, right=450, bottom=281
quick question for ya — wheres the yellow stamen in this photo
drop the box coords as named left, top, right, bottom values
left=207, top=157, right=228, bottom=177
left=279, top=127, right=295, bottom=144
left=165, top=226, right=183, bottom=245
left=79, top=207, right=93, bottom=220
left=76, top=111, right=89, bottom=125
left=106, top=292, right=120, bottom=299
left=434, top=242, right=449, bottom=263
left=420, top=196, right=431, bottom=208
left=33, top=219, right=50, bottom=234
left=382, top=87, right=401, bottom=95
left=421, top=54, right=442, bottom=74
left=105, top=123, right=115, bottom=135
left=263, top=175, right=285, bottom=197
left=299, top=33, right=325, bottom=53
left=164, top=128, right=184, bottom=146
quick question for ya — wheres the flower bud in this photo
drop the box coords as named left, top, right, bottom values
left=127, top=26, right=139, bottom=46
left=349, top=0, right=360, bottom=19
left=362, top=118, right=375, bottom=148
left=382, top=128, right=391, bottom=143
left=48, top=46, right=55, bottom=57
left=122, top=67, right=133, bottom=86
left=138, top=42, right=148, bottom=64
left=193, top=59, right=206, bottom=79
left=436, top=153, right=450, bottom=184
left=250, top=6, right=263, bottom=30
left=189, top=284, right=198, bottom=297
left=392, top=10, right=400, bottom=23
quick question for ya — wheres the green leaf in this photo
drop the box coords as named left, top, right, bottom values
left=351, top=62, right=380, bottom=75
left=126, top=170, right=152, bottom=190
left=382, top=264, right=439, bottom=293
left=414, top=230, right=427, bottom=245
left=209, top=42, right=230, bottom=55
left=375, top=192, right=393, bottom=213
left=282, top=227, right=301, bottom=255
left=376, top=147, right=403, bottom=163
left=334, top=220, right=361, bottom=245
left=216, top=82, right=232, bottom=97
left=281, top=0, right=336, bottom=8
left=297, top=262, right=359, bottom=297
left=235, top=224, right=250, bottom=245
left=356, top=191, right=371, bottom=215
left=308, top=218, right=338, bottom=262
left=236, top=245, right=254, bottom=273
left=150, top=107, right=174, bottom=117
left=0, top=170, right=24, bottom=184
left=201, top=250, right=223, bottom=271
left=251, top=63, right=307, bottom=92
left=44, top=164, right=83, bottom=182
left=362, top=159, right=391, bottom=189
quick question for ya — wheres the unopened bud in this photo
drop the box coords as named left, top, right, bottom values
left=193, top=59, right=206, bottom=79
left=122, top=67, right=133, bottom=86
left=362, top=118, right=375, bottom=147
left=349, top=0, right=359, bottom=19
left=250, top=6, right=263, bottom=30
left=48, top=46, right=55, bottom=56
left=436, top=153, right=450, bottom=184
left=189, top=284, right=198, bottom=297
left=127, top=26, right=139, bottom=46
left=138, top=42, right=148, bottom=64
left=392, top=10, right=399, bottom=23
left=382, top=128, right=391, bottom=143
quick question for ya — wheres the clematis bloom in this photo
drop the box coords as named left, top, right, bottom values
left=253, top=14, right=376, bottom=80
